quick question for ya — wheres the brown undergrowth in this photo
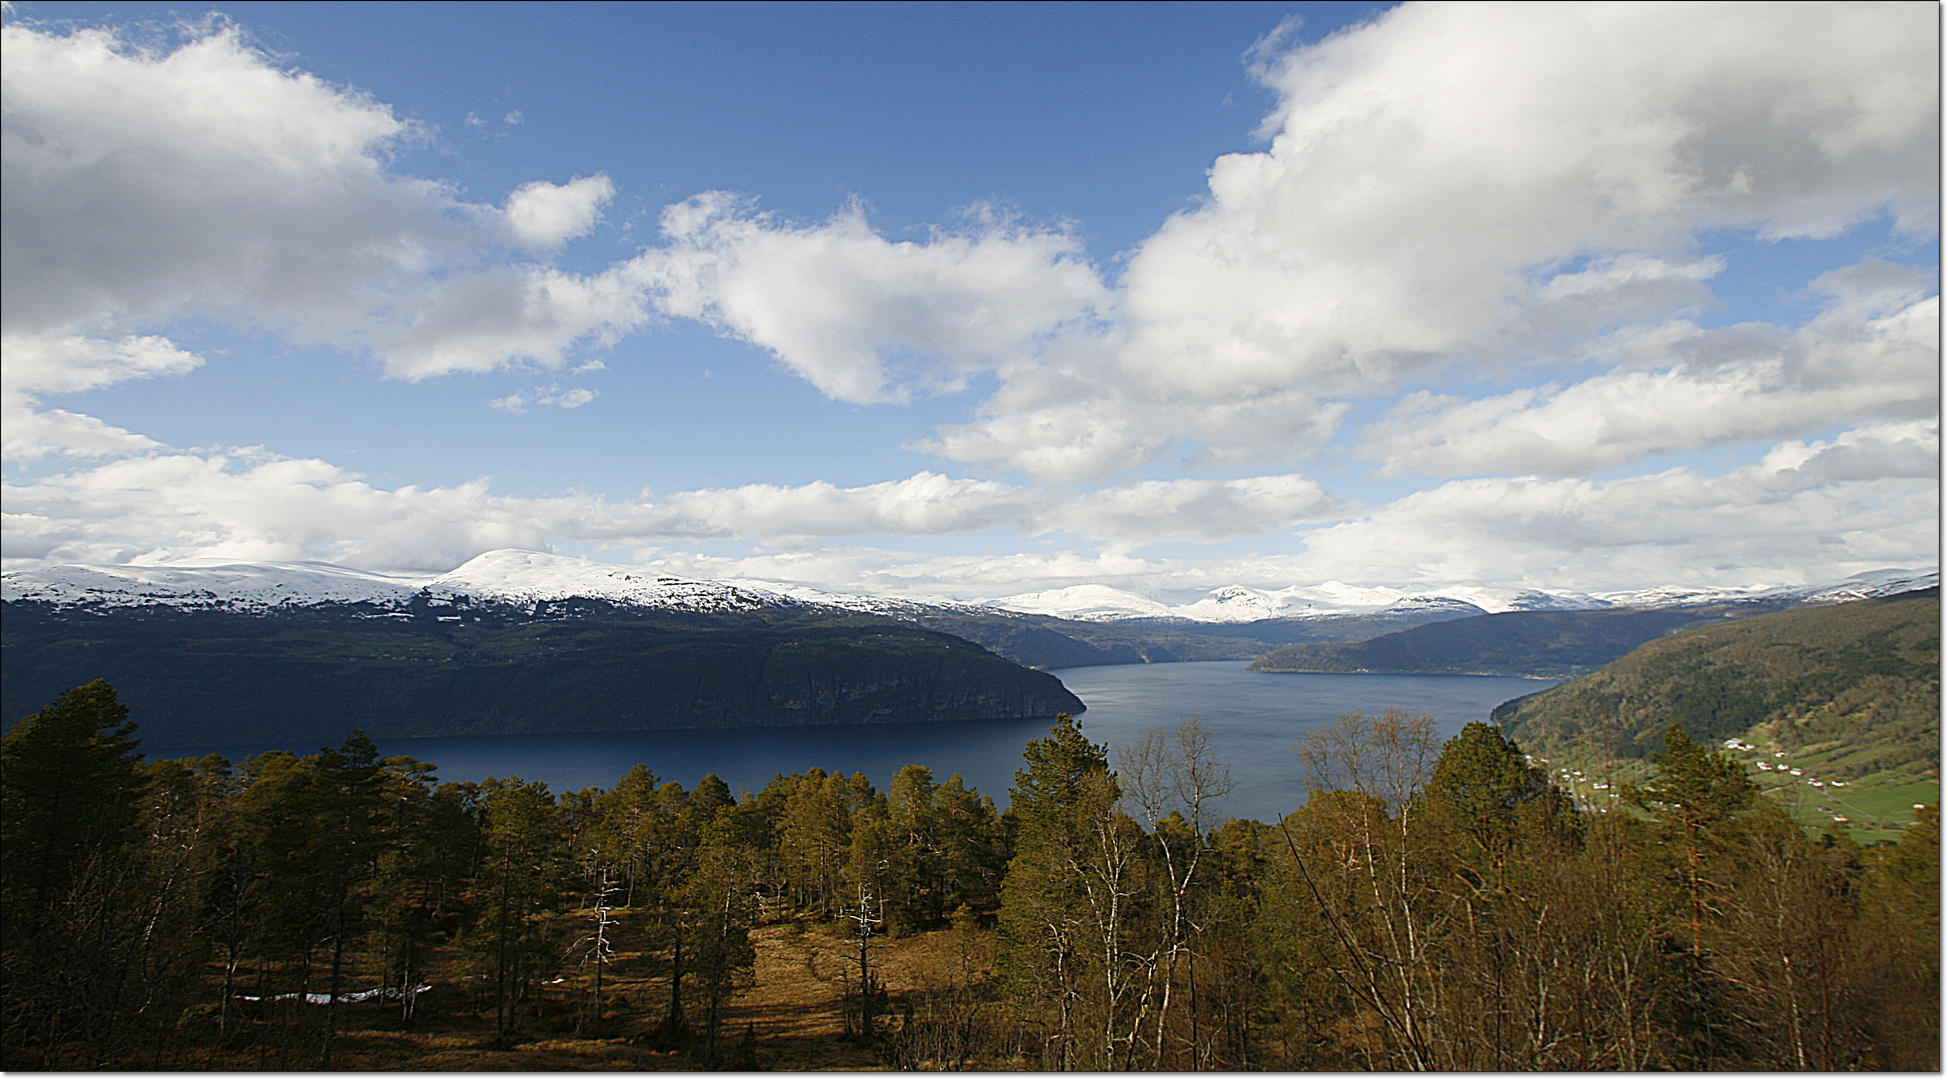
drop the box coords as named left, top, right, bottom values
left=77, top=916, right=1019, bottom=1071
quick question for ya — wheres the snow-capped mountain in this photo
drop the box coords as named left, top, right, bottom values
left=3, top=550, right=1935, bottom=624
left=425, top=549, right=805, bottom=615
left=1798, top=569, right=1940, bottom=604
left=0, top=559, right=425, bottom=610
left=1593, top=567, right=1938, bottom=610
left=984, top=584, right=1176, bottom=621
left=983, top=580, right=1580, bottom=621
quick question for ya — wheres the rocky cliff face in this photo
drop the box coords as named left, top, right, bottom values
left=1, top=602, right=1084, bottom=747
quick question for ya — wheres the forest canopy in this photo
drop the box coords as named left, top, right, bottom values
left=0, top=681, right=1937, bottom=1070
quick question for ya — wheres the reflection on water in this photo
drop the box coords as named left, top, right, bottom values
left=171, top=661, right=1555, bottom=824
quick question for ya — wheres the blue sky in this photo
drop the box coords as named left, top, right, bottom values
left=2, top=2, right=1938, bottom=601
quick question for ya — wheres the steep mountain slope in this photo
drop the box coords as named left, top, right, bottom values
left=0, top=601, right=1084, bottom=748
left=1246, top=607, right=1741, bottom=677
left=0, top=551, right=1518, bottom=671
left=5, top=554, right=1934, bottom=680
left=1491, top=590, right=1940, bottom=775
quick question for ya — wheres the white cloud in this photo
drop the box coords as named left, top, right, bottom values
left=12, top=419, right=1927, bottom=596
left=3, top=23, right=434, bottom=337
left=915, top=380, right=1176, bottom=483
left=1755, top=419, right=1939, bottom=485
left=657, top=473, right=1040, bottom=541
left=919, top=1, right=1938, bottom=478
left=1359, top=263, right=1938, bottom=476
left=3, top=450, right=558, bottom=570
left=1298, top=422, right=1939, bottom=590
left=620, top=439, right=1938, bottom=599
left=2, top=447, right=1353, bottom=571
left=1, top=407, right=162, bottom=462
left=1048, top=474, right=1350, bottom=546
left=0, top=6, right=1935, bottom=602
left=1, top=22, right=648, bottom=379
left=504, top=175, right=614, bottom=249
left=9, top=8, right=1930, bottom=482
left=3, top=333, right=203, bottom=395
left=638, top=193, right=1111, bottom=404
left=487, top=385, right=600, bottom=414
left=648, top=470, right=1350, bottom=546
left=1, top=333, right=204, bottom=459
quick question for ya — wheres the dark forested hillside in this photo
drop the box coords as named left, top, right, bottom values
left=1493, top=590, right=1940, bottom=772
left=903, top=606, right=1487, bottom=669
left=906, top=611, right=1268, bottom=667
left=0, top=588, right=1510, bottom=747
left=1246, top=606, right=1728, bottom=677
left=0, top=601, right=1083, bottom=747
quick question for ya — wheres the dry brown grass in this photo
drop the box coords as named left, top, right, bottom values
left=157, top=917, right=1006, bottom=1071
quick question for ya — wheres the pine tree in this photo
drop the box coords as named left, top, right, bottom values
left=466, top=778, right=564, bottom=1042
left=1, top=680, right=145, bottom=930
left=1, top=681, right=149, bottom=1065
left=1625, top=723, right=1756, bottom=954
left=997, top=714, right=1118, bottom=1068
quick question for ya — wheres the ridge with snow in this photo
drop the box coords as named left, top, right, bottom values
left=3, top=550, right=1935, bottom=625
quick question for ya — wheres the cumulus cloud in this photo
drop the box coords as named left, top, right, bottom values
left=1, top=333, right=204, bottom=459
left=915, top=377, right=1176, bottom=483
left=648, top=471, right=1350, bottom=546
left=1127, top=0, right=1936, bottom=388
left=8, top=7, right=1931, bottom=482
left=1359, top=265, right=1939, bottom=476
left=1, top=21, right=648, bottom=381
left=917, top=1, right=1939, bottom=477
left=2, top=407, right=163, bottom=462
left=1755, top=419, right=1939, bottom=486
left=621, top=422, right=1938, bottom=597
left=504, top=175, right=614, bottom=249
left=1299, top=422, right=1939, bottom=589
left=1, top=5, right=1936, bottom=600
left=638, top=194, right=1111, bottom=403
left=656, top=473, right=1042, bottom=541
left=3, top=419, right=1932, bottom=599
left=3, top=333, right=204, bottom=396
left=3, top=450, right=559, bottom=570
left=14, top=416, right=1926, bottom=596
left=1047, top=475, right=1350, bottom=546
left=3, top=450, right=1353, bottom=572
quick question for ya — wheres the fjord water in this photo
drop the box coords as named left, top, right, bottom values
left=181, top=662, right=1554, bottom=824
left=1047, top=663, right=1556, bottom=822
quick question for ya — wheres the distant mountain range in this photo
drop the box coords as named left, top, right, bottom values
left=1248, top=607, right=1739, bottom=679
left=5, top=548, right=1933, bottom=623
left=5, top=552, right=1936, bottom=749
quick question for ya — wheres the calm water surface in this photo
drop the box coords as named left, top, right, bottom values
left=176, top=662, right=1555, bottom=824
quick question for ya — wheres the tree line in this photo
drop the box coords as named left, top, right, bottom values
left=1, top=680, right=1937, bottom=1069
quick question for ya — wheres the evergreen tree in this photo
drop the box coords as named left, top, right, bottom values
left=465, top=777, right=564, bottom=1042
left=681, top=808, right=756, bottom=1066
left=997, top=714, right=1117, bottom=1068
left=1625, top=723, right=1756, bottom=953
left=1, top=680, right=145, bottom=931
left=1423, top=721, right=1562, bottom=867
left=1852, top=803, right=1939, bottom=1068
left=0, top=681, right=149, bottom=1066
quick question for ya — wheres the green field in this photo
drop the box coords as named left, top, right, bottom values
left=1524, top=731, right=1937, bottom=846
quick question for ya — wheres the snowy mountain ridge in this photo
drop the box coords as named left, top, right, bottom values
left=2, top=550, right=1935, bottom=623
